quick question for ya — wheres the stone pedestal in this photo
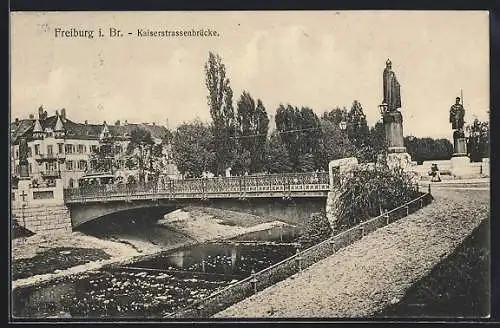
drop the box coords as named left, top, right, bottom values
left=453, top=137, right=467, bottom=156
left=383, top=110, right=405, bottom=152
left=451, top=155, right=471, bottom=178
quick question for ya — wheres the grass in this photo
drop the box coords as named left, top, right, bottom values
left=375, top=217, right=490, bottom=318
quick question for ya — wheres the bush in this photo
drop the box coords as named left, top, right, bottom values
left=298, top=212, right=333, bottom=248
left=333, top=166, right=419, bottom=230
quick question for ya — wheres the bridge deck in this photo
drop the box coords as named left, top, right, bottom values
left=64, top=172, right=331, bottom=204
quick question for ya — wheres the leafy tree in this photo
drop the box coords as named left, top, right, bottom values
left=172, top=120, right=215, bottom=178
left=466, top=118, right=489, bottom=162
left=333, top=166, right=419, bottom=231
left=126, top=127, right=155, bottom=182
left=263, top=132, right=293, bottom=173
left=235, top=92, right=270, bottom=174
left=404, top=136, right=453, bottom=164
left=204, top=52, right=236, bottom=176
left=322, top=107, right=348, bottom=125
left=275, top=104, right=322, bottom=171
left=90, top=136, right=116, bottom=173
left=346, top=100, right=372, bottom=163
left=317, top=119, right=356, bottom=168
left=298, top=212, right=333, bottom=248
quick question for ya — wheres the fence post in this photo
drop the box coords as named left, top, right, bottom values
left=250, top=269, right=258, bottom=294
left=406, top=205, right=409, bottom=216
left=420, top=198, right=423, bottom=209
left=385, top=212, right=390, bottom=225
left=359, top=226, right=365, bottom=238
left=427, top=183, right=431, bottom=195
left=295, top=247, right=302, bottom=271
left=329, top=238, right=336, bottom=253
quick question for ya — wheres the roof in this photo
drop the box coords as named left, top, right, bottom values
left=10, top=112, right=171, bottom=144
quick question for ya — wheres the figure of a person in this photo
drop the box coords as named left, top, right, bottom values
left=383, top=59, right=402, bottom=111
left=449, top=97, right=465, bottom=130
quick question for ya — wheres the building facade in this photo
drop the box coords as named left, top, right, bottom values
left=11, top=107, right=181, bottom=189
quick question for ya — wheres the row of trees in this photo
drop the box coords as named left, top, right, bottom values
left=171, top=52, right=492, bottom=178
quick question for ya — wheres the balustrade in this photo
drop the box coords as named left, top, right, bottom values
left=64, top=172, right=330, bottom=203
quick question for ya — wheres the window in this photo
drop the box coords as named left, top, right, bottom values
left=27, top=147, right=32, bottom=158
left=66, top=160, right=73, bottom=171
left=46, top=132, right=53, bottom=137
left=47, top=162, right=57, bottom=171
left=34, top=145, right=40, bottom=155
left=15, top=150, right=19, bottom=159
left=78, top=160, right=87, bottom=171
left=15, top=165, right=19, bottom=175
left=91, top=145, right=98, bottom=153
left=29, top=163, right=32, bottom=174
left=65, top=144, right=74, bottom=154
left=115, top=145, right=123, bottom=154
left=58, top=143, right=64, bottom=154
left=68, top=178, right=74, bottom=188
left=78, top=144, right=85, bottom=153
left=47, top=145, right=53, bottom=156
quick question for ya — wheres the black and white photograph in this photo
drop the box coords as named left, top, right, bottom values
left=9, top=10, right=490, bottom=321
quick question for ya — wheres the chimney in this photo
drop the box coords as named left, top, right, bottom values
left=61, top=108, right=66, bottom=120
left=124, top=120, right=128, bottom=125
left=15, top=118, right=19, bottom=124
left=115, top=120, right=120, bottom=126
left=152, top=122, right=156, bottom=126
left=85, top=120, right=88, bottom=125
left=38, top=106, right=44, bottom=119
left=55, top=110, right=59, bottom=116
left=103, top=120, right=107, bottom=125
left=29, top=114, right=34, bottom=119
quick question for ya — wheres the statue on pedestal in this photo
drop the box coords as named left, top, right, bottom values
left=380, top=59, right=406, bottom=153
left=449, top=97, right=467, bottom=155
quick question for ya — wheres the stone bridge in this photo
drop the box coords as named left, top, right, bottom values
left=64, top=172, right=332, bottom=227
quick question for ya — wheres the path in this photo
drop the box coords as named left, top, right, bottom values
left=214, top=183, right=490, bottom=318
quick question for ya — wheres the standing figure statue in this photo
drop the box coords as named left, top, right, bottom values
left=382, top=59, right=402, bottom=112
left=449, top=97, right=465, bottom=131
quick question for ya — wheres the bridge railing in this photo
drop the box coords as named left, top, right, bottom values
left=63, top=172, right=330, bottom=203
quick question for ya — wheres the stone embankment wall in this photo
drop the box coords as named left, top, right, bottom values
left=11, top=205, right=72, bottom=235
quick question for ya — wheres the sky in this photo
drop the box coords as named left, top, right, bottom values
left=10, top=11, right=489, bottom=140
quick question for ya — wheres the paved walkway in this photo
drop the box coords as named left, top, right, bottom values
left=214, top=185, right=490, bottom=318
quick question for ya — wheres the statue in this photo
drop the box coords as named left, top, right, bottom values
left=449, top=97, right=465, bottom=131
left=382, top=59, right=402, bottom=112
left=18, top=137, right=29, bottom=178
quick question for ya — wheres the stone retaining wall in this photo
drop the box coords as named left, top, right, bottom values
left=11, top=205, right=72, bottom=236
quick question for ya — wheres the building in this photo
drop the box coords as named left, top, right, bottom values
left=11, top=106, right=181, bottom=189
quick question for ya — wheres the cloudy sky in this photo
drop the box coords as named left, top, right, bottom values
left=11, top=11, right=489, bottom=139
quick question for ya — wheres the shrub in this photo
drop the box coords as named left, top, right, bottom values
left=298, top=212, right=333, bottom=248
left=333, top=166, right=419, bottom=230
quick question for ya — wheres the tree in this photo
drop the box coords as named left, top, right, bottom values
left=126, top=127, right=155, bottom=183
left=404, top=136, right=453, bottom=164
left=204, top=52, right=236, bottom=176
left=322, top=107, right=348, bottom=125
left=346, top=100, right=372, bottom=162
left=275, top=104, right=322, bottom=171
left=90, top=136, right=116, bottom=173
left=171, top=120, right=215, bottom=178
left=263, top=132, right=293, bottom=173
left=466, top=118, right=489, bottom=162
left=317, top=119, right=356, bottom=168
left=235, top=92, right=270, bottom=174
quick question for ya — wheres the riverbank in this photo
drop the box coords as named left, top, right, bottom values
left=11, top=207, right=287, bottom=290
left=214, top=187, right=489, bottom=318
